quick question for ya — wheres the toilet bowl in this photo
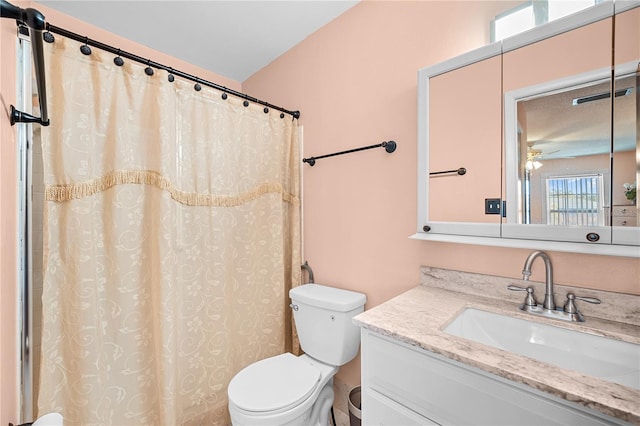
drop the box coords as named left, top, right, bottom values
left=228, top=353, right=337, bottom=425
left=228, top=284, right=366, bottom=426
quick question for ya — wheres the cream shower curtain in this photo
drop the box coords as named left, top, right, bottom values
left=37, top=37, right=300, bottom=425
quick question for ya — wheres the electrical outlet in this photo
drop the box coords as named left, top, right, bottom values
left=485, top=198, right=501, bottom=215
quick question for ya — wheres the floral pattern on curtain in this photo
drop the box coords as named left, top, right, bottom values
left=38, top=37, right=300, bottom=425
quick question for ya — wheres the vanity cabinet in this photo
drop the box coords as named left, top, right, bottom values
left=361, top=329, right=629, bottom=425
left=607, top=206, right=638, bottom=227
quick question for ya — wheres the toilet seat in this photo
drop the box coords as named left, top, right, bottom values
left=228, top=353, right=321, bottom=414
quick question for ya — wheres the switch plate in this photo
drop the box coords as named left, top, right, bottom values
left=485, top=198, right=501, bottom=215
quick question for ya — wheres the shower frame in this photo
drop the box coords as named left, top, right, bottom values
left=16, top=27, right=39, bottom=423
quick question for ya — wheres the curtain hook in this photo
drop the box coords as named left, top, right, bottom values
left=80, top=36, right=91, bottom=55
left=144, top=59, right=154, bottom=76
left=221, top=92, right=228, bottom=100
left=263, top=107, right=269, bottom=114
left=167, top=67, right=175, bottom=83
left=113, top=49, right=124, bottom=66
left=243, top=100, right=249, bottom=107
left=194, top=78, right=202, bottom=92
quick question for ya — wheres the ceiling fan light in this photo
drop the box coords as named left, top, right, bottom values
left=526, top=159, right=543, bottom=171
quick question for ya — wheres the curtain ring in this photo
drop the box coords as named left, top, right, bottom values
left=221, top=92, right=228, bottom=100
left=43, top=31, right=55, bottom=43
left=194, top=79, right=202, bottom=92
left=144, top=59, right=154, bottom=76
left=167, top=67, right=175, bottom=83
left=80, top=36, right=91, bottom=55
left=113, top=49, right=124, bottom=66
left=243, top=100, right=249, bottom=107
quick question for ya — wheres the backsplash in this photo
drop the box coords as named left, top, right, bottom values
left=420, top=266, right=640, bottom=326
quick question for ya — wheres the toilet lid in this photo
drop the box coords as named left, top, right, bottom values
left=228, top=353, right=321, bottom=413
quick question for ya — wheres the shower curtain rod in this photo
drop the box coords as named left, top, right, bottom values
left=1, top=0, right=50, bottom=126
left=0, top=0, right=300, bottom=125
left=45, top=24, right=301, bottom=120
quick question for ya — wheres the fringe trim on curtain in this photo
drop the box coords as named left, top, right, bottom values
left=45, top=169, right=300, bottom=207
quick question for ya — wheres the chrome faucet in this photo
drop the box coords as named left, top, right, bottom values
left=507, top=251, right=601, bottom=322
left=522, top=250, right=555, bottom=310
left=508, top=250, right=602, bottom=322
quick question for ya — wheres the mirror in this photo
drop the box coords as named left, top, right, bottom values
left=513, top=77, right=618, bottom=227
left=505, top=66, right=638, bottom=244
left=612, top=71, right=638, bottom=221
left=416, top=44, right=504, bottom=238
left=502, top=7, right=638, bottom=247
left=416, top=3, right=639, bottom=254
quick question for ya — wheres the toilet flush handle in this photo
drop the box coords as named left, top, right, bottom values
left=290, top=303, right=299, bottom=311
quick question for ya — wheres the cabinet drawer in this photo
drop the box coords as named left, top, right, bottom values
left=364, top=388, right=437, bottom=426
left=612, top=206, right=637, bottom=217
left=612, top=216, right=637, bottom=227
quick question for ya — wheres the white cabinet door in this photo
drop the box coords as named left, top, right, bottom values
left=361, top=330, right=630, bottom=426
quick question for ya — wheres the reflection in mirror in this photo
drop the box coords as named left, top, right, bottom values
left=515, top=78, right=617, bottom=227
left=612, top=71, right=638, bottom=228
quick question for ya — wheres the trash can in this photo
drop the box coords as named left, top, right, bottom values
left=348, top=385, right=362, bottom=426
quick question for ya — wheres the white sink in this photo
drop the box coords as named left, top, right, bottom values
left=444, top=308, right=640, bottom=390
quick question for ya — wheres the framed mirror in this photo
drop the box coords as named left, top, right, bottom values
left=504, top=68, right=614, bottom=244
left=611, top=3, right=639, bottom=246
left=415, top=2, right=639, bottom=256
left=503, top=5, right=639, bottom=247
left=417, top=44, right=503, bottom=238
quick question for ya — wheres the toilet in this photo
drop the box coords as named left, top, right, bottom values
left=227, top=283, right=366, bottom=426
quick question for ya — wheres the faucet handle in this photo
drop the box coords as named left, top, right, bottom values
left=573, top=294, right=601, bottom=305
left=563, top=293, right=601, bottom=315
left=507, top=284, right=537, bottom=307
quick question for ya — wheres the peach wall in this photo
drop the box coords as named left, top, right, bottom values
left=243, top=1, right=640, bottom=387
left=0, top=3, right=240, bottom=423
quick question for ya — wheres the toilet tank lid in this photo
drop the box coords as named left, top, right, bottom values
left=289, top=284, right=366, bottom=312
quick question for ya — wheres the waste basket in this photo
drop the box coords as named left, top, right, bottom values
left=348, top=385, right=361, bottom=426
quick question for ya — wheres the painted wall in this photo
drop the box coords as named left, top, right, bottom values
left=243, top=1, right=640, bottom=387
left=0, top=3, right=240, bottom=423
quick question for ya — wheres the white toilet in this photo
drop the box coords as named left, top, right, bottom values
left=227, top=283, right=366, bottom=425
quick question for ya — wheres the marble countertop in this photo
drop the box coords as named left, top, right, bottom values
left=353, top=267, right=640, bottom=423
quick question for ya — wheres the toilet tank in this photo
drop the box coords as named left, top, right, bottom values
left=289, top=284, right=366, bottom=366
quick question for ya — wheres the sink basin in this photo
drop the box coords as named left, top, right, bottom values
left=444, top=308, right=640, bottom=390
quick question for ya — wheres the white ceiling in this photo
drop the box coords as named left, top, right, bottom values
left=37, top=0, right=359, bottom=82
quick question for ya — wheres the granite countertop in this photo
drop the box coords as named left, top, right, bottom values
left=353, top=267, right=640, bottom=423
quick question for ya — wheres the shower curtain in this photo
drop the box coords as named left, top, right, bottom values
left=37, top=36, right=300, bottom=425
